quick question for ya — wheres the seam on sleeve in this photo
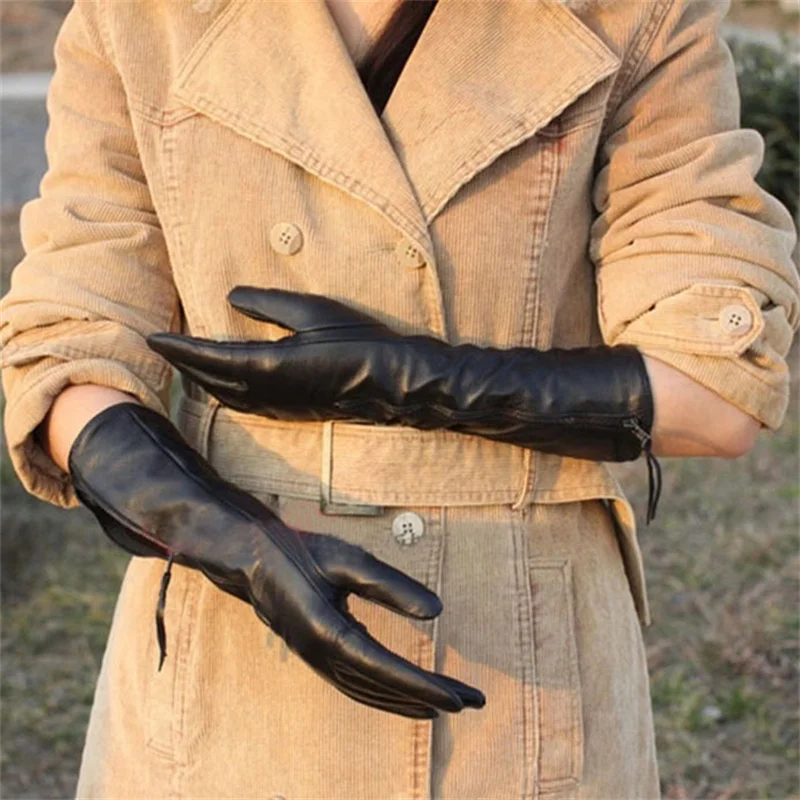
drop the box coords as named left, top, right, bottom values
left=4, top=362, right=168, bottom=422
left=601, top=0, right=675, bottom=138
left=94, top=0, right=116, bottom=67
left=645, top=346, right=789, bottom=393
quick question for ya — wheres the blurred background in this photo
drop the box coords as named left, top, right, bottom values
left=1, top=1, right=798, bottom=797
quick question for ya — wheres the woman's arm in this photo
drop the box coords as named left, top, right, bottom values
left=590, top=0, right=799, bottom=452
left=37, top=385, right=140, bottom=473
left=0, top=0, right=179, bottom=508
left=38, top=356, right=758, bottom=478
left=643, top=355, right=760, bottom=459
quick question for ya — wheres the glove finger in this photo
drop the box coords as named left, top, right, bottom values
left=332, top=677, right=438, bottom=719
left=334, top=623, right=479, bottom=713
left=331, top=655, right=457, bottom=713
left=147, top=332, right=252, bottom=376
left=228, top=286, right=378, bottom=333
left=334, top=649, right=485, bottom=712
left=305, top=534, right=442, bottom=620
left=250, top=600, right=438, bottom=718
left=434, top=675, right=486, bottom=710
left=250, top=600, right=440, bottom=718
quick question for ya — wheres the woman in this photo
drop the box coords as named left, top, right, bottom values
left=2, top=0, right=798, bottom=797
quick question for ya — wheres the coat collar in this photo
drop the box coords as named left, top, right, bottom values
left=172, top=0, right=620, bottom=259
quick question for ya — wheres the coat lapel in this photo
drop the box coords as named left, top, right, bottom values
left=383, top=0, right=621, bottom=223
left=172, top=0, right=620, bottom=258
left=172, top=0, right=433, bottom=254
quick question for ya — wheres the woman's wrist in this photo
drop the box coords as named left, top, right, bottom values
left=642, top=355, right=760, bottom=458
left=36, top=384, right=141, bottom=473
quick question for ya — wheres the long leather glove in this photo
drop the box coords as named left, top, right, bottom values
left=148, top=287, right=661, bottom=521
left=67, top=402, right=486, bottom=719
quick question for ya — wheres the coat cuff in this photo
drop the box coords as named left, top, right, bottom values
left=3, top=356, right=170, bottom=508
left=606, top=276, right=793, bottom=430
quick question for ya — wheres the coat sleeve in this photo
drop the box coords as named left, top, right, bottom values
left=0, top=0, right=179, bottom=508
left=590, top=0, right=800, bottom=432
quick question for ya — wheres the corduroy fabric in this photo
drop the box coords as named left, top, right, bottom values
left=174, top=389, right=651, bottom=628
left=1, top=0, right=798, bottom=796
left=76, top=496, right=659, bottom=799
left=2, top=0, right=798, bottom=511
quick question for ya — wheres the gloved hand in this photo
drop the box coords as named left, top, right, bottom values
left=148, top=287, right=661, bottom=520
left=67, top=402, right=486, bottom=719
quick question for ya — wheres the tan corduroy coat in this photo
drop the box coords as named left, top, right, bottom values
left=2, top=0, right=798, bottom=797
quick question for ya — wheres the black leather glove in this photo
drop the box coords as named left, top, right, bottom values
left=67, top=402, right=486, bottom=719
left=148, top=287, right=661, bottom=521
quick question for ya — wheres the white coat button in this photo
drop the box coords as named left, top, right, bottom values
left=269, top=222, right=303, bottom=256
left=395, top=238, right=426, bottom=269
left=719, top=304, right=752, bottom=334
left=392, top=512, right=425, bottom=546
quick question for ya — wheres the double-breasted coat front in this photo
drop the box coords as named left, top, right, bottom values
left=2, top=0, right=798, bottom=797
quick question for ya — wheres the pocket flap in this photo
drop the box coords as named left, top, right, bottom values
left=529, top=557, right=583, bottom=789
left=614, top=282, right=764, bottom=357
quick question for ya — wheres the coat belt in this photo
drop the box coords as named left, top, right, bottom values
left=176, top=387, right=534, bottom=512
left=176, top=385, right=652, bottom=624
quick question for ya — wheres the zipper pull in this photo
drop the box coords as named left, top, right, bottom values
left=624, top=418, right=662, bottom=525
left=156, top=552, right=175, bottom=671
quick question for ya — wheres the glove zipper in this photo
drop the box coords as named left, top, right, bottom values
left=101, top=519, right=177, bottom=670
left=111, top=524, right=177, bottom=671
left=555, top=415, right=662, bottom=524
left=623, top=418, right=662, bottom=525
left=336, top=398, right=662, bottom=523
left=338, top=396, right=644, bottom=427
left=156, top=552, right=175, bottom=671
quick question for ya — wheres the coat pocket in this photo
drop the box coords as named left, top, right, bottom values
left=528, top=557, right=584, bottom=792
left=143, top=560, right=199, bottom=760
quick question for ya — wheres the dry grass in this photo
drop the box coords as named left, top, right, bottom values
left=1, top=487, right=128, bottom=798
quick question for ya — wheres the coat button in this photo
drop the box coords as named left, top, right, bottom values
left=269, top=222, right=303, bottom=256
left=719, top=304, right=753, bottom=334
left=392, top=512, right=425, bottom=546
left=395, top=238, right=426, bottom=269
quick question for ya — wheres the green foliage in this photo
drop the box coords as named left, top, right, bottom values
left=728, top=34, right=799, bottom=223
